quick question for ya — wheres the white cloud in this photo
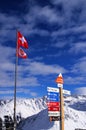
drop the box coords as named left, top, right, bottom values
left=36, top=6, right=63, bottom=24
left=71, top=57, right=86, bottom=74
left=0, top=0, right=86, bottom=98
left=51, top=25, right=86, bottom=42
left=63, top=57, right=86, bottom=85
left=74, top=87, right=86, bottom=95
left=0, top=45, right=67, bottom=88
left=54, top=0, right=85, bottom=7
left=0, top=90, right=14, bottom=94
left=27, top=61, right=67, bottom=75
left=17, top=77, right=40, bottom=87
left=52, top=41, right=67, bottom=48
left=0, top=0, right=86, bottom=43
left=25, top=4, right=63, bottom=24
left=0, top=88, right=38, bottom=98
left=0, top=45, right=39, bottom=87
left=30, top=92, right=38, bottom=97
left=16, top=88, right=38, bottom=97
left=51, top=0, right=86, bottom=21
left=64, top=76, right=85, bottom=85
left=69, top=42, right=86, bottom=54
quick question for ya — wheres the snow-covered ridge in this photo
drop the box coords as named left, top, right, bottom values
left=0, top=95, right=86, bottom=130
left=0, top=96, right=47, bottom=120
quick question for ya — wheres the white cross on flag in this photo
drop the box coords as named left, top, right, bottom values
left=17, top=31, right=29, bottom=58
left=17, top=31, right=28, bottom=49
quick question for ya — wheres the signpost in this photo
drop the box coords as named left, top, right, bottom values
left=55, top=73, right=64, bottom=130
left=55, top=73, right=71, bottom=130
left=47, top=87, right=60, bottom=121
left=47, top=73, right=71, bottom=128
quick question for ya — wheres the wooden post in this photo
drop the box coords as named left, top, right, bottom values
left=55, top=73, right=71, bottom=130
left=55, top=73, right=64, bottom=130
left=59, top=87, right=64, bottom=130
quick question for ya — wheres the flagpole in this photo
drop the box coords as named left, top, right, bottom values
left=14, top=31, right=18, bottom=130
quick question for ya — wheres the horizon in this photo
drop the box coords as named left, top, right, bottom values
left=0, top=0, right=86, bottom=99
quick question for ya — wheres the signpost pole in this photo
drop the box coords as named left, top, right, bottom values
left=55, top=73, right=64, bottom=130
left=59, top=86, right=64, bottom=130
left=47, top=82, right=71, bottom=130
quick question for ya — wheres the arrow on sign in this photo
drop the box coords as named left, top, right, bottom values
left=63, top=89, right=71, bottom=95
left=47, top=87, right=71, bottom=95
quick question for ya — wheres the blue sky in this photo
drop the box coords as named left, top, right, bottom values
left=0, top=0, right=86, bottom=99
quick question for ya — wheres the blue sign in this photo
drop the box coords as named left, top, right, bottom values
left=47, top=92, right=59, bottom=102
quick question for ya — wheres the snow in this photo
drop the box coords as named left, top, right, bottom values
left=0, top=95, right=86, bottom=130
left=0, top=97, right=47, bottom=120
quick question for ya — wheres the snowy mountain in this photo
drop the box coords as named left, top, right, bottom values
left=0, top=96, right=47, bottom=120
left=0, top=95, right=86, bottom=130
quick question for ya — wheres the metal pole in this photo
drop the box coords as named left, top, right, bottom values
left=59, top=87, right=64, bottom=130
left=14, top=31, right=18, bottom=130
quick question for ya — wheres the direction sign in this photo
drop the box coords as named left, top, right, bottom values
left=48, top=107, right=60, bottom=111
left=47, top=92, right=59, bottom=96
left=47, top=87, right=59, bottom=93
left=47, top=102, right=60, bottom=111
left=47, top=96, right=59, bottom=102
left=63, top=89, right=71, bottom=95
left=48, top=111, right=60, bottom=117
left=47, top=102, right=60, bottom=107
left=47, top=87, right=71, bottom=95
left=47, top=97, right=59, bottom=102
left=47, top=91, right=59, bottom=102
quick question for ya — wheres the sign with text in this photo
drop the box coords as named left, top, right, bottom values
left=47, top=92, right=59, bottom=102
left=47, top=87, right=59, bottom=93
left=48, top=107, right=60, bottom=111
left=48, top=111, right=60, bottom=117
left=47, top=87, right=60, bottom=117
left=63, top=89, right=71, bottom=95
left=47, top=102, right=60, bottom=107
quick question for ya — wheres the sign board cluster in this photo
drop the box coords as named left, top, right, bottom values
left=47, top=87, right=60, bottom=119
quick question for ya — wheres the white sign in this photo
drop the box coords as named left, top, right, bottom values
left=63, top=89, right=71, bottom=95
left=47, top=87, right=71, bottom=95
left=48, top=111, right=60, bottom=117
left=47, top=87, right=59, bottom=93
left=58, top=83, right=63, bottom=88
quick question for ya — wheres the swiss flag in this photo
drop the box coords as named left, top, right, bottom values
left=17, top=47, right=27, bottom=59
left=17, top=31, right=28, bottom=49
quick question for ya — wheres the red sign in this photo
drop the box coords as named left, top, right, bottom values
left=47, top=102, right=60, bottom=107
left=48, top=107, right=60, bottom=111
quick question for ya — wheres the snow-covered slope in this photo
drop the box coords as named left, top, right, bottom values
left=0, top=95, right=86, bottom=130
left=64, top=95, right=86, bottom=130
left=18, top=95, right=86, bottom=130
left=0, top=96, right=47, bottom=120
